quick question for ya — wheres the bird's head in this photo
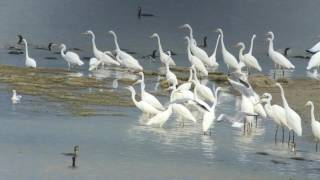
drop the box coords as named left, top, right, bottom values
left=179, top=24, right=191, bottom=29
left=274, top=82, right=281, bottom=88
left=150, top=33, right=158, bottom=38
left=305, top=101, right=313, bottom=107
left=235, top=42, right=244, bottom=48
left=266, top=31, right=274, bottom=37
left=252, top=34, right=257, bottom=39
left=17, top=34, right=23, bottom=44
left=74, top=145, right=79, bottom=155
left=81, top=30, right=93, bottom=35
left=124, top=86, right=134, bottom=92
left=59, top=44, right=66, bottom=49
left=108, top=30, right=116, bottom=36
left=12, top=89, right=16, bottom=94
left=133, top=79, right=142, bottom=85
left=215, top=28, right=223, bottom=33
left=138, top=71, right=144, bottom=76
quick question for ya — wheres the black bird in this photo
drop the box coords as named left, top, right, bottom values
left=138, top=6, right=155, bottom=19
left=17, top=34, right=23, bottom=45
left=142, top=49, right=158, bottom=59
left=198, top=36, right=208, bottom=48
left=284, top=47, right=290, bottom=57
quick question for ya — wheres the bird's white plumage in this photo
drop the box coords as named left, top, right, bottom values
left=60, top=44, right=84, bottom=70
left=308, top=41, right=320, bottom=54
left=150, top=33, right=176, bottom=66
left=146, top=105, right=173, bottom=127
left=307, top=51, right=320, bottom=70
left=22, top=39, right=37, bottom=68
left=208, top=34, right=220, bottom=68
left=185, top=37, right=208, bottom=76
left=11, top=90, right=22, bottom=104
left=172, top=103, right=197, bottom=123
left=305, top=101, right=320, bottom=142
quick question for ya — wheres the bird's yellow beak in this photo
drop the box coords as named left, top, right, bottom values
left=81, top=32, right=88, bottom=35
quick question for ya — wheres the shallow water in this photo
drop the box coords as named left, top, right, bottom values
left=0, top=0, right=319, bottom=179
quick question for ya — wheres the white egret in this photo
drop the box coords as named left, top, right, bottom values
left=208, top=34, right=220, bottom=68
left=135, top=72, right=165, bottom=111
left=172, top=103, right=197, bottom=126
left=169, top=85, right=194, bottom=103
left=266, top=32, right=294, bottom=76
left=260, top=93, right=288, bottom=144
left=236, top=41, right=262, bottom=74
left=89, top=57, right=101, bottom=71
left=191, top=66, right=214, bottom=102
left=305, top=101, right=320, bottom=151
left=125, top=86, right=161, bottom=115
left=146, top=105, right=173, bottom=127
left=215, top=28, right=241, bottom=73
left=177, top=67, right=193, bottom=91
left=202, top=87, right=221, bottom=135
left=307, top=40, right=320, bottom=54
left=11, top=90, right=22, bottom=104
left=109, top=30, right=143, bottom=71
left=185, top=37, right=208, bottom=76
left=275, top=83, right=302, bottom=148
left=60, top=44, right=84, bottom=70
left=22, top=39, right=37, bottom=68
left=179, top=24, right=214, bottom=67
left=82, top=30, right=120, bottom=67
left=307, top=51, right=320, bottom=70
left=244, top=34, right=262, bottom=71
left=165, top=62, right=178, bottom=86
left=150, top=33, right=176, bottom=66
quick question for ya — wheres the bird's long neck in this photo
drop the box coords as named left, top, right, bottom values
left=91, top=33, right=98, bottom=54
left=140, top=74, right=146, bottom=91
left=238, top=45, right=245, bottom=61
left=24, top=41, right=29, bottom=58
left=278, top=85, right=289, bottom=108
left=193, top=68, right=200, bottom=83
left=169, top=88, right=176, bottom=101
left=219, top=32, right=226, bottom=52
left=268, top=39, right=274, bottom=55
left=188, top=27, right=194, bottom=41
left=186, top=42, right=192, bottom=60
left=112, top=34, right=120, bottom=51
left=60, top=46, right=66, bottom=58
left=212, top=88, right=220, bottom=109
left=188, top=69, right=193, bottom=82
left=310, top=103, right=316, bottom=124
left=212, top=35, right=220, bottom=56
left=248, top=36, right=255, bottom=55
left=156, top=35, right=163, bottom=53
left=130, top=89, right=138, bottom=105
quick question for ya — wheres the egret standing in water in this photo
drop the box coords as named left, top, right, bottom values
left=202, top=87, right=221, bottom=135
left=11, top=90, right=22, bottom=104
left=275, top=83, right=302, bottom=150
left=215, top=28, right=241, bottom=74
left=22, top=39, right=37, bottom=68
left=125, top=86, right=161, bottom=116
left=260, top=93, right=288, bottom=144
left=305, top=101, right=320, bottom=152
left=165, top=61, right=178, bottom=86
left=146, top=105, right=172, bottom=127
left=59, top=44, right=84, bottom=70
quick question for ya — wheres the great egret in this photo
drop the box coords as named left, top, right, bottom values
left=11, top=90, right=22, bottom=104
left=202, top=87, right=221, bottom=135
left=22, top=39, right=37, bottom=68
left=89, top=57, right=101, bottom=71
left=191, top=66, right=214, bottom=103
left=185, top=37, right=208, bottom=76
left=306, top=51, right=320, bottom=70
left=215, top=28, right=240, bottom=73
left=266, top=32, right=295, bottom=76
left=260, top=93, right=288, bottom=144
left=146, top=105, right=172, bottom=127
left=305, top=101, right=320, bottom=152
left=125, top=86, right=161, bottom=115
left=169, top=85, right=194, bottom=103
left=172, top=103, right=197, bottom=126
left=150, top=33, right=176, bottom=66
left=275, top=83, right=302, bottom=149
left=180, top=24, right=213, bottom=67
left=208, top=34, right=220, bottom=68
left=236, top=41, right=262, bottom=74
left=109, top=30, right=143, bottom=71
left=135, top=72, right=165, bottom=111
left=60, top=44, right=84, bottom=70
left=165, top=62, right=178, bottom=86
left=177, top=67, right=193, bottom=91
left=81, top=30, right=120, bottom=67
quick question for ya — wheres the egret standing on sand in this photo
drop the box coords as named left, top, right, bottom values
left=22, top=39, right=37, bottom=68
left=215, top=28, right=240, bottom=73
left=59, top=44, right=84, bottom=70
left=150, top=33, right=176, bottom=66
left=82, top=30, right=120, bottom=67
left=109, top=30, right=143, bottom=71
left=185, top=37, right=208, bottom=76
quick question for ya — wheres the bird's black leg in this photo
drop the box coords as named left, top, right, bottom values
left=275, top=125, right=279, bottom=144
left=255, top=115, right=258, bottom=128
left=282, top=126, right=285, bottom=144
left=316, top=142, right=318, bottom=152
left=292, top=132, right=295, bottom=144
left=288, top=131, right=291, bottom=147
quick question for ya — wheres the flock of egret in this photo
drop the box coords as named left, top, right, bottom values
left=8, top=24, right=320, bottom=153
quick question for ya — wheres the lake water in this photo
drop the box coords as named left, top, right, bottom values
left=0, top=0, right=319, bottom=179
